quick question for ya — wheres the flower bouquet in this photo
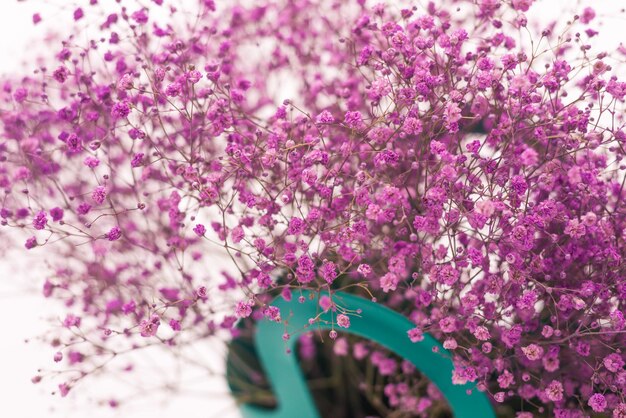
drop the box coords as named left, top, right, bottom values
left=2, top=0, right=626, bottom=417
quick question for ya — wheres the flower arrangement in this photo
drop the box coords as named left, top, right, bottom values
left=2, top=0, right=626, bottom=416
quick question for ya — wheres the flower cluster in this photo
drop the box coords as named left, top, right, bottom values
left=2, top=0, right=626, bottom=416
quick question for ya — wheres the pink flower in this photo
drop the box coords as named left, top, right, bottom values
left=193, top=224, right=206, bottom=237
left=353, top=342, right=369, bottom=360
left=187, top=70, right=202, bottom=84
left=131, top=9, right=149, bottom=25
left=24, top=236, right=37, bottom=249
left=407, top=327, right=424, bottom=342
left=336, top=314, right=350, bottom=328
left=542, top=325, right=554, bottom=338
left=130, top=153, right=144, bottom=167
left=521, top=344, right=544, bottom=361
left=443, top=338, right=458, bottom=350
left=319, top=295, right=333, bottom=312
left=333, top=338, right=348, bottom=356
left=165, top=82, right=181, bottom=97
left=58, top=383, right=70, bottom=397
left=380, top=272, right=399, bottom=293
left=287, top=217, right=305, bottom=235
left=320, top=260, right=337, bottom=284
left=542, top=355, right=560, bottom=372
left=139, top=314, right=160, bottom=337
left=614, top=403, right=626, bottom=418
left=77, top=202, right=91, bottom=215
left=443, top=102, right=461, bottom=130
left=262, top=306, right=280, bottom=322
left=497, top=370, right=515, bottom=389
left=53, top=66, right=68, bottom=83
left=196, top=286, right=207, bottom=298
left=580, top=7, right=596, bottom=24
left=73, top=8, right=84, bottom=21
left=33, top=211, right=47, bottom=230
left=473, top=326, right=491, bottom=341
left=343, top=111, right=364, bottom=130
left=378, top=358, right=397, bottom=376
left=511, top=0, right=533, bottom=12
left=545, top=380, right=564, bottom=402
left=235, top=301, right=253, bottom=318
left=315, top=110, right=334, bottom=124
left=169, top=319, right=181, bottom=331
left=564, top=218, right=586, bottom=239
left=510, top=175, right=528, bottom=195
left=603, top=353, right=624, bottom=373
left=516, top=290, right=538, bottom=310
left=439, top=317, right=457, bottom=333
left=106, top=226, right=122, bottom=241
left=63, top=314, right=81, bottom=328
left=91, top=186, right=107, bottom=205
left=231, top=226, right=244, bottom=243
left=588, top=393, right=607, bottom=412
left=111, top=101, right=131, bottom=118
left=431, top=264, right=459, bottom=286
left=83, top=156, right=100, bottom=168
left=117, top=74, right=134, bottom=90
left=357, top=264, right=371, bottom=277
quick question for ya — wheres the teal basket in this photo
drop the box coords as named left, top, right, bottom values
left=227, top=290, right=496, bottom=418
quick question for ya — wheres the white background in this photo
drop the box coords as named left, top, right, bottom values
left=0, top=1, right=624, bottom=417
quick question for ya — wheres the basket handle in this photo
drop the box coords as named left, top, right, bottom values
left=236, top=290, right=495, bottom=418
